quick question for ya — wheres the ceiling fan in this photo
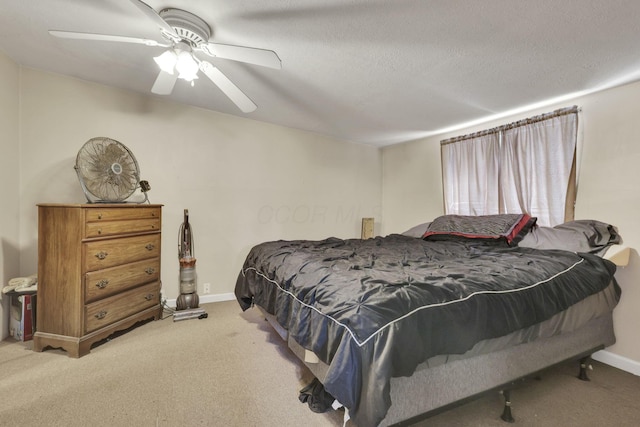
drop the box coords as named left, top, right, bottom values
left=48, top=0, right=281, bottom=113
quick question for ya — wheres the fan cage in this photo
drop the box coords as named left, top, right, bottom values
left=74, top=137, right=142, bottom=203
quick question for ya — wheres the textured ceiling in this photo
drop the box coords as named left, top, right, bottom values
left=1, top=0, right=640, bottom=146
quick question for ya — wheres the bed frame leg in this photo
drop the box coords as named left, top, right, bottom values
left=578, top=356, right=592, bottom=381
left=500, top=389, right=515, bottom=423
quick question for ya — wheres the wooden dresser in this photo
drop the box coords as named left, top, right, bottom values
left=34, top=203, right=163, bottom=357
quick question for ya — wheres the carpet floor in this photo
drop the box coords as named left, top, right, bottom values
left=1, top=300, right=639, bottom=426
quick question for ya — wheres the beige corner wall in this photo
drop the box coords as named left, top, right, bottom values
left=0, top=53, right=20, bottom=340
left=381, top=80, right=640, bottom=372
left=17, top=68, right=381, bottom=303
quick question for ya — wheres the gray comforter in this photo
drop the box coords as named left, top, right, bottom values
left=235, top=234, right=617, bottom=426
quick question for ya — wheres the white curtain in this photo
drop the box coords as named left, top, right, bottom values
left=441, top=107, right=578, bottom=227
left=442, top=132, right=500, bottom=215
left=500, top=113, right=577, bottom=226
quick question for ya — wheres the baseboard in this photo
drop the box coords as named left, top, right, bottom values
left=164, top=292, right=235, bottom=308
left=592, top=349, right=640, bottom=376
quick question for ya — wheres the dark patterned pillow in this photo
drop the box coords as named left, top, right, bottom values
left=422, top=214, right=536, bottom=245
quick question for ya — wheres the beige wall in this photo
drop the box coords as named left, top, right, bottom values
left=380, top=137, right=443, bottom=235
left=382, top=80, right=640, bottom=371
left=16, top=68, right=381, bottom=302
left=0, top=53, right=20, bottom=339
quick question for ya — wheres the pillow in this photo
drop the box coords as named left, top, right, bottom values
left=422, top=214, right=536, bottom=245
left=401, top=222, right=431, bottom=238
left=518, top=219, right=621, bottom=255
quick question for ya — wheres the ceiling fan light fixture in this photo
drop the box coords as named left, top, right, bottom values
left=154, top=50, right=177, bottom=74
left=176, top=50, right=199, bottom=81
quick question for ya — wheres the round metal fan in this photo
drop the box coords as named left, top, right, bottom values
left=74, top=137, right=149, bottom=203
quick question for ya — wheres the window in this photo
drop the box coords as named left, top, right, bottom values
left=441, top=106, right=578, bottom=227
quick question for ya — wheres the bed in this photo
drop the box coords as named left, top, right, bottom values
left=234, top=214, right=624, bottom=426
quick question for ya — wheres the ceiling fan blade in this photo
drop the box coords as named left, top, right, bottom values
left=199, top=43, right=282, bottom=69
left=129, top=0, right=180, bottom=40
left=199, top=61, right=257, bottom=113
left=49, top=30, right=169, bottom=47
left=151, top=70, right=178, bottom=95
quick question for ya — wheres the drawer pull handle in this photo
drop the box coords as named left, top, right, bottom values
left=145, top=293, right=155, bottom=301
left=97, top=228, right=102, bottom=235
left=96, top=279, right=109, bottom=289
left=95, top=251, right=108, bottom=260
left=145, top=267, right=155, bottom=275
left=95, top=310, right=107, bottom=320
left=98, top=213, right=103, bottom=219
left=145, top=244, right=155, bottom=251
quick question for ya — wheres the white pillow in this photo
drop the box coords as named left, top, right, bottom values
left=401, top=222, right=431, bottom=238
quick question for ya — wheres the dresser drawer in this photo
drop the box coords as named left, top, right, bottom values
left=85, top=281, right=160, bottom=333
left=85, top=207, right=161, bottom=222
left=85, top=258, right=160, bottom=303
left=85, top=218, right=160, bottom=238
left=84, top=234, right=161, bottom=271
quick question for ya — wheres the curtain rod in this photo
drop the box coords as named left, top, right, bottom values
left=440, top=105, right=579, bottom=146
